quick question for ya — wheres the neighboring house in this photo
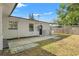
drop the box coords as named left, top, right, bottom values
left=49, top=23, right=62, bottom=34
left=2, top=3, right=51, bottom=48
left=49, top=22, right=61, bottom=28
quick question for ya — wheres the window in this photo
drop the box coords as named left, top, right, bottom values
left=9, top=21, right=18, bottom=30
left=29, top=24, right=34, bottom=31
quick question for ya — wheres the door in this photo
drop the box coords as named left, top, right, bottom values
left=38, top=25, right=42, bottom=35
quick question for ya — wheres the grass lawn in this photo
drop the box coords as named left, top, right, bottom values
left=1, top=34, right=79, bottom=56
left=40, top=34, right=79, bottom=56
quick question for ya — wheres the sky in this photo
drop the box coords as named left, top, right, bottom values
left=11, top=3, right=60, bottom=22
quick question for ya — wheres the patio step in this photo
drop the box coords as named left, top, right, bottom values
left=8, top=36, right=56, bottom=48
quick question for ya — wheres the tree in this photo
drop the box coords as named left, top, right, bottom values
left=57, top=3, right=79, bottom=26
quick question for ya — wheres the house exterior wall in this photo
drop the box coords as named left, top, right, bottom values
left=2, top=3, right=50, bottom=48
left=3, top=16, right=50, bottom=39
left=0, top=4, right=3, bottom=50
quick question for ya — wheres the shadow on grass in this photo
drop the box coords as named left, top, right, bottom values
left=1, top=46, right=56, bottom=56
left=13, top=47, right=56, bottom=56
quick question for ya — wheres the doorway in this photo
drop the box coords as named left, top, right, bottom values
left=38, top=25, right=43, bottom=35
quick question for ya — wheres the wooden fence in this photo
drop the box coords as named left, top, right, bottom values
left=51, top=26, right=79, bottom=35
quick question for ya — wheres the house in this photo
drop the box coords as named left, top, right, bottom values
left=0, top=4, right=3, bottom=50
left=1, top=3, right=51, bottom=49
left=49, top=22, right=63, bottom=35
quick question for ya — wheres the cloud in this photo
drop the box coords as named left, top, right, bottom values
left=33, top=14, right=41, bottom=16
left=33, top=12, right=53, bottom=17
left=17, top=3, right=27, bottom=8
left=43, top=12, right=53, bottom=15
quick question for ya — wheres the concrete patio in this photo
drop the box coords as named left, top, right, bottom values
left=8, top=35, right=60, bottom=54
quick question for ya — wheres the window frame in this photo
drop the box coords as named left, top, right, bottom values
left=8, top=21, right=18, bottom=30
left=29, top=23, right=34, bottom=31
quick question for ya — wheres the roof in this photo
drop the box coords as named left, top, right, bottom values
left=9, top=3, right=18, bottom=16
left=10, top=16, right=50, bottom=24
left=3, top=3, right=17, bottom=16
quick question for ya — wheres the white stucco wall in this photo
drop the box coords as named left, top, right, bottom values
left=18, top=19, right=39, bottom=37
left=3, top=16, right=50, bottom=39
left=0, top=4, right=3, bottom=50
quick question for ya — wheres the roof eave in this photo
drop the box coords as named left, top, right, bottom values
left=9, top=3, right=18, bottom=16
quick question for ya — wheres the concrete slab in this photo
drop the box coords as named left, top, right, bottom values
left=8, top=35, right=59, bottom=54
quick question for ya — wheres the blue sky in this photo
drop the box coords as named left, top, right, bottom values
left=11, top=3, right=60, bottom=22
